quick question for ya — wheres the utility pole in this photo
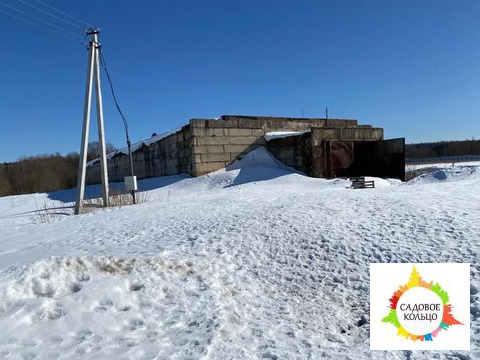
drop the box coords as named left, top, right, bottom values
left=127, top=138, right=136, bottom=204
left=75, top=28, right=109, bottom=215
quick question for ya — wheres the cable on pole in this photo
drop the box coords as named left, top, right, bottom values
left=0, top=7, right=77, bottom=42
left=0, top=2, right=78, bottom=37
left=14, top=0, right=83, bottom=28
left=33, top=0, right=92, bottom=28
left=98, top=50, right=130, bottom=144
left=76, top=27, right=89, bottom=46
left=98, top=47, right=136, bottom=204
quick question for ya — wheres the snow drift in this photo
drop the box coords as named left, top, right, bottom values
left=408, top=165, right=479, bottom=185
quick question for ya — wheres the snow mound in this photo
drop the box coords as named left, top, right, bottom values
left=227, top=146, right=295, bottom=171
left=408, top=165, right=479, bottom=185
left=360, top=176, right=400, bottom=188
left=166, top=147, right=355, bottom=191
left=0, top=256, right=217, bottom=359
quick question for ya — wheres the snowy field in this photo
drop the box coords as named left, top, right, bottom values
left=0, top=148, right=479, bottom=359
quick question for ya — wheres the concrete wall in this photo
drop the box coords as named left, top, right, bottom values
left=189, top=119, right=265, bottom=176
left=311, top=127, right=383, bottom=143
left=191, top=116, right=359, bottom=176
left=220, top=115, right=358, bottom=130
left=86, top=115, right=369, bottom=183
left=86, top=125, right=193, bottom=184
left=266, top=134, right=312, bottom=174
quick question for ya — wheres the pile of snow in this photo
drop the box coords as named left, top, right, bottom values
left=408, top=165, right=479, bottom=185
left=227, top=146, right=291, bottom=170
left=360, top=176, right=402, bottom=188
left=0, top=148, right=479, bottom=359
left=264, top=131, right=308, bottom=141
left=183, top=147, right=352, bottom=190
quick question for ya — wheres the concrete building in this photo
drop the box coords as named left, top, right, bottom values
left=86, top=115, right=405, bottom=184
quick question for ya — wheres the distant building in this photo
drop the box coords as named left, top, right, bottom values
left=86, top=115, right=405, bottom=184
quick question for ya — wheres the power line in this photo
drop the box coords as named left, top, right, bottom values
left=0, top=2, right=78, bottom=37
left=33, top=0, right=92, bottom=28
left=99, top=49, right=131, bottom=143
left=0, top=7, right=76, bottom=42
left=15, top=0, right=83, bottom=28
left=97, top=45, right=137, bottom=204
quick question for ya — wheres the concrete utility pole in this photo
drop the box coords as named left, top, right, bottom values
left=75, top=28, right=109, bottom=215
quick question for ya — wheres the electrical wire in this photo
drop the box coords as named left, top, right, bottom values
left=0, top=2, right=78, bottom=37
left=33, top=0, right=92, bottom=28
left=76, top=27, right=89, bottom=47
left=15, top=0, right=82, bottom=28
left=99, top=49, right=131, bottom=144
left=0, top=7, right=77, bottom=41
left=99, top=46, right=136, bottom=194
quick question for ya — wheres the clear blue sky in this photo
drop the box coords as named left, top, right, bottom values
left=1, top=0, right=480, bottom=162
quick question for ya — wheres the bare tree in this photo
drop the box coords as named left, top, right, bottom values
left=87, top=141, right=116, bottom=161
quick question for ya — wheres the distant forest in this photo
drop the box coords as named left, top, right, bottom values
left=0, top=142, right=115, bottom=197
left=405, top=139, right=480, bottom=159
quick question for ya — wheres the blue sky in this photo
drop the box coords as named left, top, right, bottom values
left=1, top=0, right=480, bottom=162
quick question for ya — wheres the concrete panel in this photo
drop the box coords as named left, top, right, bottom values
left=205, top=128, right=225, bottom=137
left=191, top=127, right=207, bottom=136
left=179, top=157, right=189, bottom=166
left=206, top=119, right=237, bottom=128
left=201, top=153, right=231, bottom=162
left=194, top=162, right=228, bottom=176
left=224, top=144, right=253, bottom=153
left=221, top=115, right=357, bottom=126
left=227, top=128, right=253, bottom=136
left=312, top=127, right=383, bottom=142
left=230, top=136, right=265, bottom=145
left=197, top=136, right=231, bottom=146
left=193, top=145, right=225, bottom=154
left=178, top=148, right=191, bottom=158
left=236, top=119, right=264, bottom=129
left=189, top=119, right=206, bottom=128
left=266, top=133, right=311, bottom=174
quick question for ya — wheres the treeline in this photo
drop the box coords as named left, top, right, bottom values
left=406, top=139, right=480, bottom=159
left=0, top=142, right=116, bottom=197
left=0, top=153, right=79, bottom=196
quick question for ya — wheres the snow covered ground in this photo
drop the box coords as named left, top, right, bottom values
left=0, top=148, right=479, bottom=359
left=406, top=161, right=480, bottom=171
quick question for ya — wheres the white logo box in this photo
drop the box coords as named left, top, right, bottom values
left=370, top=263, right=470, bottom=351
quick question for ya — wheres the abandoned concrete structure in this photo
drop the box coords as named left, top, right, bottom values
left=86, top=115, right=405, bottom=184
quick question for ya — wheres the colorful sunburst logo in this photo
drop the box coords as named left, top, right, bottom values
left=381, top=266, right=463, bottom=341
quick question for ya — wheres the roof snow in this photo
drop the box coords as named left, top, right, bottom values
left=87, top=127, right=184, bottom=167
left=264, top=131, right=309, bottom=142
